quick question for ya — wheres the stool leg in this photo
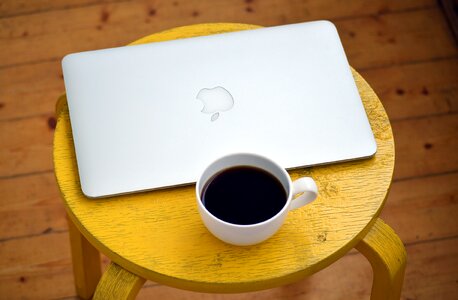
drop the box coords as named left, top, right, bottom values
left=67, top=216, right=102, bottom=299
left=93, top=262, right=146, bottom=300
left=355, top=218, right=406, bottom=300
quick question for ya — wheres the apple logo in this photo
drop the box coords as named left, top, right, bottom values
left=196, top=86, right=234, bottom=121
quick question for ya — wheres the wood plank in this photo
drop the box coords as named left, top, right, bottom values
left=0, top=233, right=70, bottom=275
left=392, top=113, right=458, bottom=180
left=400, top=237, right=458, bottom=300
left=0, top=173, right=59, bottom=211
left=2, top=231, right=455, bottom=299
left=0, top=205, right=67, bottom=241
left=360, top=58, right=458, bottom=121
left=0, top=0, right=125, bottom=18
left=0, top=60, right=65, bottom=121
left=337, top=8, right=457, bottom=69
left=0, top=232, right=75, bottom=299
left=0, top=231, right=142, bottom=299
left=381, top=172, right=458, bottom=244
left=0, top=173, right=67, bottom=241
left=0, top=0, right=436, bottom=19
left=0, top=115, right=54, bottom=177
left=0, top=270, right=75, bottom=300
left=0, top=4, right=453, bottom=68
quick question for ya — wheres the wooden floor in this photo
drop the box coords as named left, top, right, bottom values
left=0, top=0, right=457, bottom=299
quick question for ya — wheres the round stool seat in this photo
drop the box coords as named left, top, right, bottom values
left=54, top=23, right=394, bottom=293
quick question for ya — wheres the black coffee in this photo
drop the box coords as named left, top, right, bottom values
left=201, top=166, right=287, bottom=225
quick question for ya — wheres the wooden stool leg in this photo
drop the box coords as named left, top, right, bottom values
left=355, top=218, right=406, bottom=300
left=93, top=262, right=146, bottom=300
left=67, top=216, right=102, bottom=299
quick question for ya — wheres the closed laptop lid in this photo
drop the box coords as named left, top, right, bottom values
left=62, top=21, right=376, bottom=198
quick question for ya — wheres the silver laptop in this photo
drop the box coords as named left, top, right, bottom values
left=62, top=21, right=376, bottom=198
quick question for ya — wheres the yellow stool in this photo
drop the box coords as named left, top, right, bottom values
left=54, top=23, right=406, bottom=300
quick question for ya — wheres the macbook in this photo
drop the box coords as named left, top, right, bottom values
left=62, top=21, right=376, bottom=198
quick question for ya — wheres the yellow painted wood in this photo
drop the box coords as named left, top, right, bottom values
left=129, top=23, right=261, bottom=46
left=54, top=23, right=396, bottom=293
left=356, top=218, right=407, bottom=300
left=67, top=216, right=102, bottom=299
left=93, top=262, right=146, bottom=300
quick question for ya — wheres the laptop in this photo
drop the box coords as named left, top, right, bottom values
left=62, top=21, right=376, bottom=198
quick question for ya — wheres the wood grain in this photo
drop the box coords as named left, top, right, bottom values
left=381, top=172, right=458, bottom=244
left=337, top=8, right=457, bottom=69
left=0, top=4, right=453, bottom=68
left=393, top=113, right=458, bottom=180
left=93, top=262, right=145, bottom=300
left=68, top=218, right=101, bottom=299
left=0, top=173, right=65, bottom=241
left=0, top=204, right=66, bottom=241
left=355, top=219, right=406, bottom=300
left=0, top=115, right=54, bottom=178
left=0, top=0, right=126, bottom=18
left=0, top=60, right=66, bottom=121
left=2, top=0, right=436, bottom=19
left=360, top=58, right=458, bottom=121
left=0, top=173, right=60, bottom=212
left=0, top=232, right=75, bottom=299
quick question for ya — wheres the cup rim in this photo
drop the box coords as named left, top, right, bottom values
left=196, top=152, right=293, bottom=228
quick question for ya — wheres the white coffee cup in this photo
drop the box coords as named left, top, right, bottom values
left=196, top=153, right=318, bottom=246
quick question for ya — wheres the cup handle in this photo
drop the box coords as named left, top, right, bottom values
left=289, top=177, right=318, bottom=210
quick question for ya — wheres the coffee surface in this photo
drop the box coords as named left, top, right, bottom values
left=201, top=166, right=287, bottom=225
